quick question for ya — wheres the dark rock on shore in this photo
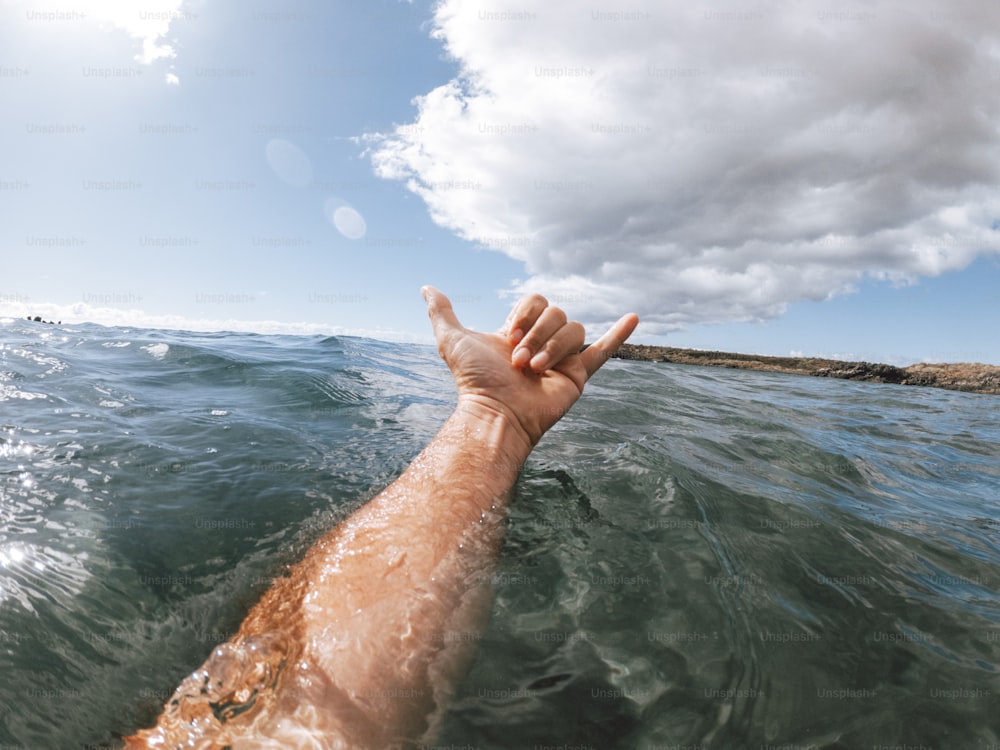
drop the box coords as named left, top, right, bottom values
left=611, top=344, right=1000, bottom=395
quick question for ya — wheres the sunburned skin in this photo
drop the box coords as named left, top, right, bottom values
left=123, top=286, right=638, bottom=749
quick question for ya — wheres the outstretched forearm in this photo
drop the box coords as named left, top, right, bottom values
left=127, top=401, right=531, bottom=748
left=126, top=288, right=637, bottom=748
left=280, top=401, right=530, bottom=741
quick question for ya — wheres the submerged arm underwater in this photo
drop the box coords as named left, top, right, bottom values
left=125, top=286, right=638, bottom=748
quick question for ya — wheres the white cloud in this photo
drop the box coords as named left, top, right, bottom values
left=1, top=301, right=421, bottom=342
left=19, top=0, right=189, bottom=78
left=370, top=0, right=1000, bottom=336
left=82, top=0, right=187, bottom=62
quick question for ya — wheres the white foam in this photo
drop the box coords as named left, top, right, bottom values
left=141, top=343, right=169, bottom=360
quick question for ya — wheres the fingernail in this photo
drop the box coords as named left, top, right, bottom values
left=530, top=351, right=550, bottom=371
left=512, top=346, right=531, bottom=368
left=510, top=327, right=525, bottom=344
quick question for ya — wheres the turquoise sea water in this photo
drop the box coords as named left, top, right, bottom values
left=1, top=319, right=999, bottom=749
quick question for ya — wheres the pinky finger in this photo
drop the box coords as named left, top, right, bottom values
left=581, top=313, right=640, bottom=379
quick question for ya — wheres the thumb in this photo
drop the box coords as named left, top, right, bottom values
left=421, top=286, right=464, bottom=345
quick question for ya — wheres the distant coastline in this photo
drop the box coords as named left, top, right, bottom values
left=611, top=344, right=1000, bottom=395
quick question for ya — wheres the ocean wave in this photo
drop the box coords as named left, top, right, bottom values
left=0, top=320, right=998, bottom=747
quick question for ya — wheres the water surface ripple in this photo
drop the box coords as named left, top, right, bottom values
left=1, top=320, right=998, bottom=748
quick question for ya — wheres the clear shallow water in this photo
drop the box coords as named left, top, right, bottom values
left=1, top=319, right=999, bottom=749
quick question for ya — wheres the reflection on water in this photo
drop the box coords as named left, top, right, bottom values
left=1, top=426, right=95, bottom=613
left=1, top=319, right=999, bottom=748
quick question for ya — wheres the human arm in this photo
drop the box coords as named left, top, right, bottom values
left=124, top=287, right=638, bottom=748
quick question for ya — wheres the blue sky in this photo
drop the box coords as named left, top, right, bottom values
left=1, top=0, right=999, bottom=365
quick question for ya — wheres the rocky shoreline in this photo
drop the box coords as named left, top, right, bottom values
left=611, top=344, right=1000, bottom=395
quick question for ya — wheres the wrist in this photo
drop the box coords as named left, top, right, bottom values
left=453, top=394, right=534, bottom=466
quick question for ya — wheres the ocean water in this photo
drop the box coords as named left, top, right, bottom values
left=1, top=319, right=999, bottom=749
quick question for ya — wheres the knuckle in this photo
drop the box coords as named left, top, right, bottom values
left=520, top=332, right=543, bottom=350
left=541, top=337, right=560, bottom=353
left=538, top=305, right=566, bottom=327
left=525, top=293, right=548, bottom=309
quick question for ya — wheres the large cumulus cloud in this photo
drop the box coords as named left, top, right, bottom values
left=370, top=0, right=1000, bottom=335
